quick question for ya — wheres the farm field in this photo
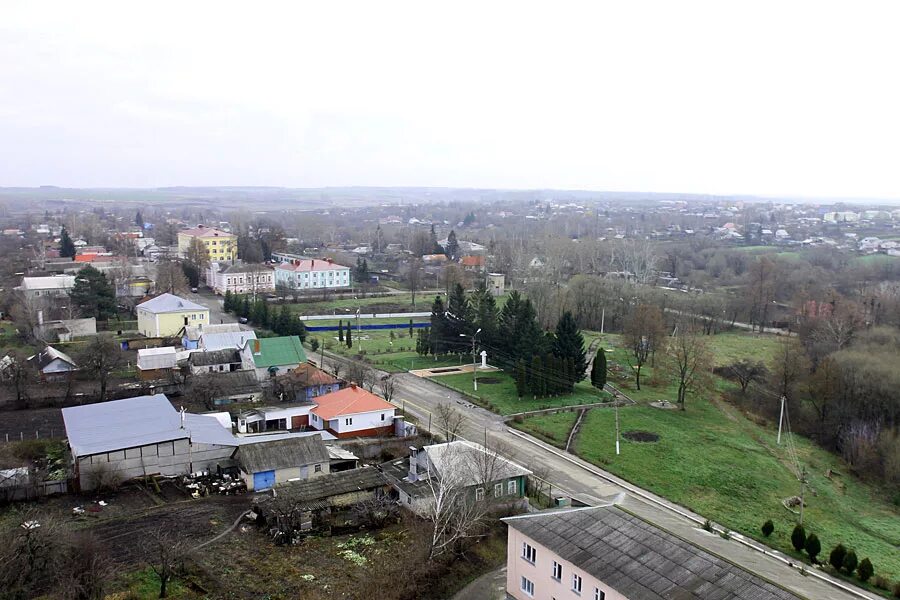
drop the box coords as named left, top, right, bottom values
left=513, top=329, right=900, bottom=583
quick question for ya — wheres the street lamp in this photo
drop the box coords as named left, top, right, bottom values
left=460, top=328, right=482, bottom=391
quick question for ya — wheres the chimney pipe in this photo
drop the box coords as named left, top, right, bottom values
left=408, top=447, right=418, bottom=482
left=350, top=382, right=357, bottom=390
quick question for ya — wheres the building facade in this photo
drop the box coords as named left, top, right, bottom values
left=207, top=262, right=275, bottom=296
left=274, top=258, right=351, bottom=290
left=177, top=225, right=237, bottom=263
left=308, top=384, right=396, bottom=438
left=136, top=293, right=209, bottom=338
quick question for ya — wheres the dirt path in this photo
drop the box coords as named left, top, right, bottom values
left=565, top=408, right=588, bottom=452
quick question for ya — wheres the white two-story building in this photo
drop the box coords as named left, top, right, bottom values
left=274, top=258, right=351, bottom=291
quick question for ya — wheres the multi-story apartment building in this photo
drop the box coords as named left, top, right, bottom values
left=274, top=258, right=351, bottom=290
left=177, top=225, right=237, bottom=263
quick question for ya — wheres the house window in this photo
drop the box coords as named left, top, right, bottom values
left=520, top=576, right=534, bottom=597
left=521, top=542, right=536, bottom=564
left=552, top=560, right=563, bottom=581
left=475, top=487, right=484, bottom=501
left=594, top=589, right=605, bottom=600
left=381, top=413, right=385, bottom=421
left=508, top=479, right=517, bottom=495
left=572, top=573, right=582, bottom=594
left=494, top=483, right=503, bottom=498
left=345, top=417, right=353, bottom=426
left=314, top=464, right=322, bottom=473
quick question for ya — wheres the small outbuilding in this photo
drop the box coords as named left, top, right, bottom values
left=28, top=346, right=77, bottom=381
left=235, top=436, right=330, bottom=491
left=136, top=346, right=178, bottom=381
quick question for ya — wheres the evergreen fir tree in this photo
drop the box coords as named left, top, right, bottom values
left=338, top=319, right=344, bottom=342
left=241, top=295, right=250, bottom=318
left=591, top=347, right=608, bottom=390
left=531, top=355, right=543, bottom=398
left=444, top=229, right=460, bottom=260
left=59, top=228, right=76, bottom=258
left=346, top=324, right=353, bottom=348
left=516, top=360, right=527, bottom=399
left=69, top=265, right=116, bottom=320
left=429, top=295, right=448, bottom=356
left=409, top=319, right=414, bottom=338
left=551, top=311, right=587, bottom=382
left=224, top=290, right=233, bottom=312
left=135, top=210, right=143, bottom=227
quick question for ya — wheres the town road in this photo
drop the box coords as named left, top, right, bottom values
left=316, top=349, right=878, bottom=600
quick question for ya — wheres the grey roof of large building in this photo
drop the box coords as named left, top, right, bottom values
left=236, top=436, right=329, bottom=473
left=137, top=293, right=207, bottom=314
left=502, top=506, right=801, bottom=600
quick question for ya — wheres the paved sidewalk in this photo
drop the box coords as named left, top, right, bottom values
left=451, top=567, right=507, bottom=600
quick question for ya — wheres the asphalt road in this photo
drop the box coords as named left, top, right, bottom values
left=315, top=349, right=878, bottom=600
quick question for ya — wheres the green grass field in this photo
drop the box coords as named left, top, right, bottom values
left=513, top=329, right=900, bottom=583
left=430, top=370, right=611, bottom=415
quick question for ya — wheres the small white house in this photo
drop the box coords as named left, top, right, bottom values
left=308, top=384, right=396, bottom=438
left=136, top=347, right=178, bottom=381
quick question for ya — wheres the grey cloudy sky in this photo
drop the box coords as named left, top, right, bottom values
left=1, top=1, right=899, bottom=198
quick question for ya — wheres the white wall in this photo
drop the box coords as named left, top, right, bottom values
left=75, top=438, right=235, bottom=491
left=506, top=527, right=626, bottom=600
left=328, top=409, right=395, bottom=434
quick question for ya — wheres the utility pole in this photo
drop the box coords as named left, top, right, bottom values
left=777, top=395, right=786, bottom=445
left=798, top=466, right=808, bottom=525
left=600, top=307, right=605, bottom=335
left=615, top=395, right=621, bottom=455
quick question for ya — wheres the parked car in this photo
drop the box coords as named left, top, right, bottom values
left=191, top=287, right=198, bottom=293
left=239, top=317, right=248, bottom=324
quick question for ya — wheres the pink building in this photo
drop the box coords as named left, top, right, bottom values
left=503, top=506, right=800, bottom=600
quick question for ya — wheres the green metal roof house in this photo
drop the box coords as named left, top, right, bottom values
left=241, top=335, right=308, bottom=381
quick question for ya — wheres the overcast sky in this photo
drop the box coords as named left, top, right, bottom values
left=1, top=1, right=899, bottom=199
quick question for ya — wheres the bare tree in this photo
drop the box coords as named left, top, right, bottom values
left=746, top=257, right=777, bottom=332
left=58, top=533, right=114, bottom=600
left=726, top=359, right=768, bottom=394
left=378, top=374, right=396, bottom=404
left=154, top=259, right=190, bottom=295
left=352, top=494, right=399, bottom=529
left=75, top=333, right=125, bottom=402
left=346, top=362, right=373, bottom=390
left=1, top=349, right=32, bottom=409
left=772, top=336, right=810, bottom=401
left=0, top=512, right=67, bottom=599
left=622, top=304, right=666, bottom=390
left=435, top=403, right=465, bottom=442
left=184, top=372, right=229, bottom=410
left=145, top=528, right=189, bottom=599
left=666, top=324, right=713, bottom=410
left=421, top=440, right=512, bottom=558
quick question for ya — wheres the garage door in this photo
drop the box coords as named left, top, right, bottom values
left=253, top=470, right=275, bottom=491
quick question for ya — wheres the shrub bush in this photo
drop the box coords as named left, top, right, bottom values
left=791, top=524, right=806, bottom=552
left=842, top=550, right=858, bottom=575
left=829, top=544, right=847, bottom=571
left=761, top=520, right=774, bottom=537
left=804, top=534, right=821, bottom=563
left=873, top=575, right=889, bottom=590
left=893, top=581, right=900, bottom=598
left=857, top=558, right=873, bottom=582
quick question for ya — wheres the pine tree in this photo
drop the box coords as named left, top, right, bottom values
left=829, top=544, right=847, bottom=571
left=447, top=283, right=470, bottom=352
left=346, top=324, right=353, bottom=348
left=591, top=348, right=608, bottom=390
left=857, top=558, right=873, bottom=582
left=409, top=319, right=414, bottom=338
left=338, top=319, right=344, bottom=342
left=516, top=360, right=527, bottom=399
left=274, top=304, right=292, bottom=335
left=69, top=265, right=116, bottom=320
left=791, top=524, right=806, bottom=552
left=429, top=295, right=448, bottom=356
left=842, top=550, right=858, bottom=575
left=552, top=311, right=587, bottom=382
left=59, top=227, right=76, bottom=258
left=241, top=296, right=250, bottom=318
left=530, top=355, right=542, bottom=398
left=224, top=290, right=233, bottom=312
left=135, top=210, right=143, bottom=227
left=429, top=224, right=442, bottom=254
left=444, top=229, right=460, bottom=260
left=805, top=534, right=821, bottom=563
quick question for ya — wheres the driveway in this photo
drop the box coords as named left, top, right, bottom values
left=190, top=289, right=235, bottom=325
left=452, top=566, right=507, bottom=600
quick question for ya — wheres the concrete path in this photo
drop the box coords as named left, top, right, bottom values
left=451, top=567, right=507, bottom=600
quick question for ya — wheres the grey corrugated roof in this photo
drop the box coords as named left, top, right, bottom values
left=29, top=346, right=77, bottom=370
left=502, top=506, right=801, bottom=600
left=200, top=331, right=256, bottom=351
left=274, top=466, right=387, bottom=503
left=137, top=293, right=207, bottom=314
left=423, top=440, right=532, bottom=485
left=236, top=436, right=329, bottom=473
left=184, top=323, right=246, bottom=341
left=188, top=349, right=241, bottom=366
left=62, top=394, right=188, bottom=457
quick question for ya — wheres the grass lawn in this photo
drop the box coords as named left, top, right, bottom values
left=430, top=370, right=611, bottom=415
left=290, top=294, right=424, bottom=316
left=514, top=327, right=900, bottom=583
